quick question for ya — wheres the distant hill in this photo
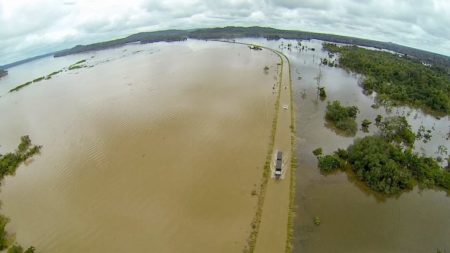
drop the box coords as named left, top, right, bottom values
left=53, top=27, right=450, bottom=73
left=5, top=26, right=450, bottom=73
left=1, top=52, right=54, bottom=69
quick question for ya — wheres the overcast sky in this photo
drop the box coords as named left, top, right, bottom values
left=1, top=0, right=449, bottom=65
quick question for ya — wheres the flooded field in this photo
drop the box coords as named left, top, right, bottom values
left=0, top=40, right=279, bottom=252
left=282, top=39, right=450, bottom=253
left=239, top=37, right=450, bottom=252
left=1, top=37, right=449, bottom=253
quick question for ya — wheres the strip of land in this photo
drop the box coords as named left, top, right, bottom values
left=216, top=41, right=296, bottom=253
left=253, top=49, right=294, bottom=253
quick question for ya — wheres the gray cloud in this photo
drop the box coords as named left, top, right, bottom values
left=0, top=0, right=449, bottom=65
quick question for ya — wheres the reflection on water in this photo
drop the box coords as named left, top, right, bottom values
left=0, top=40, right=278, bottom=253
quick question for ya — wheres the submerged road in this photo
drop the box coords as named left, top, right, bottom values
left=253, top=48, right=294, bottom=253
left=212, top=40, right=295, bottom=253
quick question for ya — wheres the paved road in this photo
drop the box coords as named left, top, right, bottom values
left=254, top=50, right=293, bottom=253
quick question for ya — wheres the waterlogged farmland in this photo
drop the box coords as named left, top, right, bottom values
left=0, top=37, right=448, bottom=253
left=0, top=40, right=280, bottom=253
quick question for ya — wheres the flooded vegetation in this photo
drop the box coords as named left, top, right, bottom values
left=9, top=59, right=88, bottom=92
left=323, top=43, right=450, bottom=115
left=325, top=101, right=359, bottom=136
left=279, top=39, right=450, bottom=253
left=0, top=41, right=279, bottom=253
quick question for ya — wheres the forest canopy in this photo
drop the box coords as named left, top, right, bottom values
left=323, top=43, right=450, bottom=115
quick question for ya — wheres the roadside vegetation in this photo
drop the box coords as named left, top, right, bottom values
left=314, top=116, right=450, bottom=195
left=325, top=100, right=359, bottom=136
left=323, top=43, right=450, bottom=115
left=0, top=136, right=41, bottom=252
left=361, top=119, right=372, bottom=132
left=284, top=53, right=296, bottom=253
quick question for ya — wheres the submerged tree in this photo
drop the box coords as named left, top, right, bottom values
left=325, top=100, right=359, bottom=136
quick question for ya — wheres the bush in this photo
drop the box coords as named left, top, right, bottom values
left=361, top=119, right=372, bottom=129
left=375, top=115, right=383, bottom=125
left=325, top=100, right=359, bottom=136
left=318, top=154, right=343, bottom=173
left=0, top=215, right=10, bottom=250
left=377, top=116, right=415, bottom=147
left=318, top=87, right=326, bottom=99
left=312, top=148, right=323, bottom=156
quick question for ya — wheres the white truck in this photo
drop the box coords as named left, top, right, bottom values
left=275, top=151, right=282, bottom=179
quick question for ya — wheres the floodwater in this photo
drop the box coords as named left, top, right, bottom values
left=239, top=38, right=450, bottom=252
left=0, top=40, right=279, bottom=252
left=283, top=39, right=450, bottom=253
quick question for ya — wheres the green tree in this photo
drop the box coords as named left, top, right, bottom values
left=325, top=100, right=359, bottom=136
left=377, top=116, right=415, bottom=147
left=318, top=154, right=343, bottom=173
left=313, top=148, right=323, bottom=156
left=361, top=119, right=372, bottom=132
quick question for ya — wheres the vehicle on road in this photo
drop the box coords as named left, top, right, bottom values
left=275, top=151, right=282, bottom=179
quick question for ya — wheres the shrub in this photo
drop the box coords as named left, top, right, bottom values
left=325, top=100, right=359, bottom=135
left=312, top=148, right=323, bottom=156
left=318, top=154, right=343, bottom=173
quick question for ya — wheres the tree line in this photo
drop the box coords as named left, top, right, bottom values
left=323, top=43, right=450, bottom=115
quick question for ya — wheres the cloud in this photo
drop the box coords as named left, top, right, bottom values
left=0, top=0, right=449, bottom=65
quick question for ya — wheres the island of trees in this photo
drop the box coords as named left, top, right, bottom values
left=314, top=115, right=450, bottom=195
left=0, top=136, right=41, bottom=253
left=323, top=43, right=450, bottom=115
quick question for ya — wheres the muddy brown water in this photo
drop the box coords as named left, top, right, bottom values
left=0, top=40, right=279, bottom=252
left=1, top=38, right=449, bottom=253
